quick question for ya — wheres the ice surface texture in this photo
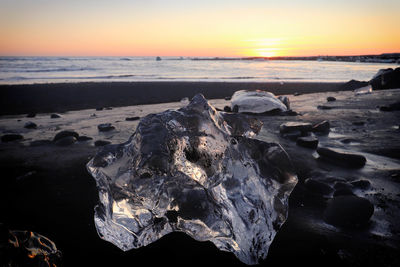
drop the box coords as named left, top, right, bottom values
left=87, top=94, right=297, bottom=265
left=231, top=90, right=288, bottom=113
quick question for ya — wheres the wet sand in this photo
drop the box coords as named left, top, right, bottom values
left=1, top=85, right=400, bottom=266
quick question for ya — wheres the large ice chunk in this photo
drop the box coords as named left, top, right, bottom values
left=87, top=94, right=297, bottom=265
left=231, top=90, right=288, bottom=113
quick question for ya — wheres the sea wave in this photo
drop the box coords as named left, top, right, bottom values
left=18, top=67, right=98, bottom=73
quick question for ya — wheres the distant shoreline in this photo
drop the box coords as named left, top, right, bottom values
left=0, top=81, right=348, bottom=115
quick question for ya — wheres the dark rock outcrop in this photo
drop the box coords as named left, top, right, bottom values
left=369, top=67, right=400, bottom=90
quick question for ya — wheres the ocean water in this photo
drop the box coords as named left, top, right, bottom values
left=0, top=56, right=398, bottom=84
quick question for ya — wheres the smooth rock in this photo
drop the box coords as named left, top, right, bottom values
left=223, top=106, right=232, bottom=112
left=97, top=123, right=115, bottom=132
left=323, top=196, right=374, bottom=228
left=317, top=147, right=366, bottom=168
left=50, top=113, right=61, bottom=119
left=26, top=113, right=36, bottom=118
left=24, top=121, right=37, bottom=129
left=87, top=94, right=297, bottom=265
left=54, top=136, right=76, bottom=146
left=125, top=116, right=140, bottom=121
left=231, top=90, right=288, bottom=114
left=327, top=96, right=336, bottom=102
left=279, top=122, right=312, bottom=134
left=296, top=136, right=318, bottom=149
left=1, top=134, right=23, bottom=142
left=94, top=140, right=111, bottom=146
left=304, top=178, right=333, bottom=195
left=312, top=120, right=330, bottom=133
left=53, top=130, right=79, bottom=142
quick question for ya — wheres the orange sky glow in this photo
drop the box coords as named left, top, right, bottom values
left=0, top=0, right=399, bottom=57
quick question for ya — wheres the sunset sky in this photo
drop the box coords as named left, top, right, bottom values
left=0, top=0, right=399, bottom=57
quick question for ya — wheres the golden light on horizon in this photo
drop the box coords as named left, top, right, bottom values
left=241, top=38, right=286, bottom=57
left=0, top=1, right=399, bottom=57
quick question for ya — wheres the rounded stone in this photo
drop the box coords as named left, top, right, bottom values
left=323, top=196, right=374, bottom=228
left=53, top=130, right=79, bottom=142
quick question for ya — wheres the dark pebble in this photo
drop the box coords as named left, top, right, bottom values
left=304, top=178, right=333, bottom=195
left=96, top=107, right=104, bottom=111
left=224, top=96, right=231, bottom=101
left=54, top=136, right=76, bottom=146
left=98, top=123, right=115, bottom=132
left=351, top=179, right=371, bottom=190
left=293, top=92, right=302, bottom=96
left=279, top=122, right=312, bottom=134
left=53, top=130, right=79, bottom=141
left=24, top=121, right=37, bottom=129
left=223, top=106, right=232, bottom=112
left=296, top=136, right=318, bottom=149
left=317, top=105, right=333, bottom=110
left=352, top=121, right=365, bottom=126
left=26, top=113, right=36, bottom=118
left=323, top=196, right=374, bottom=228
left=327, top=96, right=336, bottom=102
left=77, top=136, right=93, bottom=141
left=50, top=113, right=61, bottom=119
left=125, top=116, right=140, bottom=121
left=1, top=134, right=23, bottom=142
left=317, top=147, right=366, bottom=168
left=95, top=140, right=111, bottom=146
left=105, top=107, right=113, bottom=110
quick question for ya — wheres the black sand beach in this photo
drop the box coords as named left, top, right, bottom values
left=0, top=82, right=345, bottom=115
left=1, top=82, right=399, bottom=266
